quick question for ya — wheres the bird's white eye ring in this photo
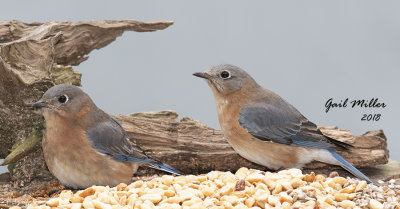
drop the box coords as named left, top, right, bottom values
left=220, top=71, right=231, bottom=79
left=58, top=95, right=68, bottom=103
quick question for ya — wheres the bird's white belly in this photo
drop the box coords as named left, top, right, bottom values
left=229, top=135, right=338, bottom=170
left=230, top=141, right=286, bottom=170
left=51, top=158, right=91, bottom=189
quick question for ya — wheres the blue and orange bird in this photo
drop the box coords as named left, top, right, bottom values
left=193, top=64, right=372, bottom=183
left=32, top=84, right=180, bottom=189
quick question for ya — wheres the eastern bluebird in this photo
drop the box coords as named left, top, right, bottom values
left=32, top=84, right=180, bottom=189
left=194, top=64, right=372, bottom=183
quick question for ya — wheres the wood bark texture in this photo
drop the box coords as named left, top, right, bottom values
left=115, top=111, right=389, bottom=175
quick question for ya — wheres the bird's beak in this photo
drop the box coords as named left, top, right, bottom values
left=31, top=101, right=48, bottom=109
left=193, top=72, right=211, bottom=80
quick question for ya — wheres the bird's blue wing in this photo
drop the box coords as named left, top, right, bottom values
left=238, top=101, right=343, bottom=149
left=85, top=117, right=181, bottom=175
left=85, top=117, right=154, bottom=164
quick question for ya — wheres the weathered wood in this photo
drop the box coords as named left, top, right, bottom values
left=114, top=111, right=389, bottom=175
left=2, top=124, right=43, bottom=165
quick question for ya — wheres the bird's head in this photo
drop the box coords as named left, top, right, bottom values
left=32, top=84, right=92, bottom=119
left=193, top=64, right=259, bottom=97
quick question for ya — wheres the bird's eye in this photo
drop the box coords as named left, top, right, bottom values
left=58, top=95, right=68, bottom=103
left=220, top=71, right=230, bottom=79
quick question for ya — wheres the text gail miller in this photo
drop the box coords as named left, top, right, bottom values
left=325, top=98, right=386, bottom=121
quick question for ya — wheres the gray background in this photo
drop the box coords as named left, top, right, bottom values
left=1, top=1, right=399, bottom=174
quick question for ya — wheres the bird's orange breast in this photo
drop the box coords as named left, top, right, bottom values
left=42, top=113, right=136, bottom=189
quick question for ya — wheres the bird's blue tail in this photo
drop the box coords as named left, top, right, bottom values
left=146, top=162, right=182, bottom=176
left=115, top=155, right=181, bottom=175
left=328, top=149, right=372, bottom=184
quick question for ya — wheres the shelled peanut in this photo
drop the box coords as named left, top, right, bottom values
left=27, top=168, right=400, bottom=209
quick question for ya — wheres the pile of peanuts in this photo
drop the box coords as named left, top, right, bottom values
left=26, top=168, right=399, bottom=209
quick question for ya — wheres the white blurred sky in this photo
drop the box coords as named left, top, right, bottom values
left=1, top=1, right=399, bottom=175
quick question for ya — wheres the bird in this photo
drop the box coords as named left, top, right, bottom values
left=193, top=64, right=372, bottom=183
left=32, top=84, right=180, bottom=189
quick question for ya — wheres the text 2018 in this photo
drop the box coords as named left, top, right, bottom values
left=361, top=114, right=381, bottom=121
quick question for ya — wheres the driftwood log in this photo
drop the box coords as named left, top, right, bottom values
left=115, top=112, right=389, bottom=176
left=0, top=20, right=396, bottom=192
